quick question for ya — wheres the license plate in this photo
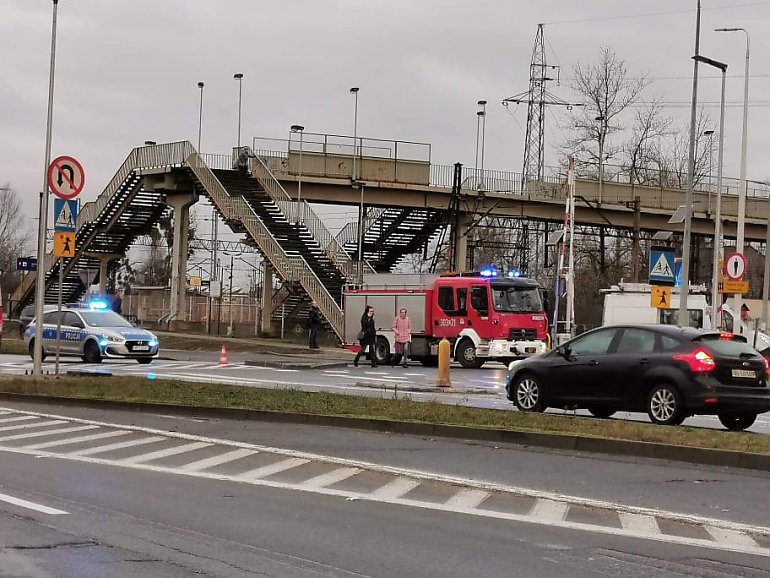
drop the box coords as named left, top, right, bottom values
left=132, top=345, right=149, bottom=351
left=731, top=369, right=756, bottom=378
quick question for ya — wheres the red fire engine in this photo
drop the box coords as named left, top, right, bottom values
left=343, top=271, right=549, bottom=368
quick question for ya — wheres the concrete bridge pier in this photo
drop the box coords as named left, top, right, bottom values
left=165, top=191, right=197, bottom=327
left=454, top=213, right=471, bottom=271
left=260, top=265, right=274, bottom=335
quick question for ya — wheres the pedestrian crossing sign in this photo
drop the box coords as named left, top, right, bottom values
left=53, top=198, right=77, bottom=232
left=651, top=285, right=672, bottom=309
left=649, top=248, right=676, bottom=286
left=53, top=231, right=76, bottom=258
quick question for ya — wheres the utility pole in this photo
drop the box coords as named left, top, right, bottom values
left=503, top=24, right=581, bottom=187
left=633, top=196, right=641, bottom=282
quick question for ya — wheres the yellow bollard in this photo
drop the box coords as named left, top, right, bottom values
left=436, top=337, right=452, bottom=388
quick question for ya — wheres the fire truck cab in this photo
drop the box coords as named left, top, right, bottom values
left=343, top=272, right=549, bottom=368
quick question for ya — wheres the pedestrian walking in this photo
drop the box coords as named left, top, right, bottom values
left=308, top=301, right=322, bottom=349
left=353, top=305, right=377, bottom=367
left=391, top=308, right=412, bottom=367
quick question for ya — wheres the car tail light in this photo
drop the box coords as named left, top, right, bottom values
left=673, top=347, right=716, bottom=373
left=719, top=332, right=734, bottom=340
left=764, top=356, right=770, bottom=377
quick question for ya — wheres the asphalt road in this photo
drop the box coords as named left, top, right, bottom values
left=1, top=352, right=769, bottom=434
left=1, top=402, right=769, bottom=577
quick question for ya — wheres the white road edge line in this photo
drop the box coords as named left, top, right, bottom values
left=0, top=492, right=69, bottom=515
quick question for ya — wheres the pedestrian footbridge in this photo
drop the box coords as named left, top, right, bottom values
left=12, top=138, right=770, bottom=341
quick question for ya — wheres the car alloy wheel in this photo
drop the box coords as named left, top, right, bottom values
left=514, top=375, right=545, bottom=412
left=647, top=384, right=683, bottom=425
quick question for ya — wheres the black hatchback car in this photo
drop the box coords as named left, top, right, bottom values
left=506, top=325, right=770, bottom=431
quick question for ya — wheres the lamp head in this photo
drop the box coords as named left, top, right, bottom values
left=477, top=99, right=487, bottom=106
left=197, top=81, right=204, bottom=88
left=234, top=73, right=244, bottom=80
left=350, top=87, right=359, bottom=94
left=704, top=129, right=715, bottom=136
left=290, top=124, right=305, bottom=132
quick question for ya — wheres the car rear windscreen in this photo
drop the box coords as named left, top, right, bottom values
left=695, top=334, right=756, bottom=356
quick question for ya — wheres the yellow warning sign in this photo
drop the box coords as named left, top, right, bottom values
left=719, top=280, right=749, bottom=294
left=190, top=276, right=202, bottom=287
left=651, top=285, right=672, bottom=309
left=53, top=231, right=76, bottom=258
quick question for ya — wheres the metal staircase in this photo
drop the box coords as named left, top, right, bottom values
left=12, top=143, right=180, bottom=315
left=336, top=207, right=445, bottom=271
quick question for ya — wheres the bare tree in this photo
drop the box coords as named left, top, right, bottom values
left=654, top=106, right=714, bottom=189
left=622, top=100, right=671, bottom=185
left=564, top=46, right=649, bottom=177
left=0, top=184, right=29, bottom=295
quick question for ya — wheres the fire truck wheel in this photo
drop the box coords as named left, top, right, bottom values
left=457, top=339, right=484, bottom=369
left=374, top=337, right=391, bottom=365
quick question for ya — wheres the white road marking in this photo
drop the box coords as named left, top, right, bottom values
left=179, top=448, right=257, bottom=472
left=303, top=467, right=360, bottom=489
left=530, top=499, right=569, bottom=522
left=369, top=478, right=421, bottom=500
left=69, top=436, right=166, bottom=456
left=3, top=407, right=770, bottom=557
left=119, top=441, right=212, bottom=464
left=0, top=415, right=40, bottom=425
left=444, top=489, right=490, bottom=510
left=706, top=526, right=759, bottom=548
left=269, top=368, right=300, bottom=373
left=238, top=457, right=310, bottom=479
left=0, top=425, right=97, bottom=442
left=619, top=513, right=660, bottom=535
left=23, top=430, right=130, bottom=450
left=0, top=492, right=69, bottom=516
left=0, top=419, right=67, bottom=433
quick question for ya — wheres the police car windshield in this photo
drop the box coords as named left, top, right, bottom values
left=491, top=286, right=542, bottom=313
left=80, top=310, right=133, bottom=328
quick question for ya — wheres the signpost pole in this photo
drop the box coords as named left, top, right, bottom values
left=34, top=0, right=60, bottom=377
left=55, top=265, right=62, bottom=374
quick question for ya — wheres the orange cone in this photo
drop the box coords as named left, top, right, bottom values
left=218, top=344, right=229, bottom=366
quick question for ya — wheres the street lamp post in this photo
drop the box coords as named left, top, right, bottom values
left=715, top=27, right=750, bottom=326
left=704, top=128, right=714, bottom=212
left=290, top=124, right=304, bottom=224
left=33, top=0, right=60, bottom=376
left=477, top=100, right=487, bottom=191
left=693, top=54, right=728, bottom=332
left=350, top=87, right=359, bottom=182
left=197, top=81, right=204, bottom=151
left=678, top=0, right=702, bottom=327
left=234, top=73, right=244, bottom=150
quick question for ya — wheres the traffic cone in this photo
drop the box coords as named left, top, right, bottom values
left=218, top=344, right=229, bottom=366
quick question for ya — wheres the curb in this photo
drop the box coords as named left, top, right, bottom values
left=244, top=360, right=350, bottom=370
left=0, top=392, right=767, bottom=472
left=354, top=380, right=498, bottom=395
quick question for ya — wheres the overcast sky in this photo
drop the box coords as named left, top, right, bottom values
left=2, top=0, right=770, bottom=271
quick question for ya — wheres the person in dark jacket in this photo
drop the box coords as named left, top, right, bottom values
left=353, top=305, right=377, bottom=367
left=308, top=301, right=322, bottom=349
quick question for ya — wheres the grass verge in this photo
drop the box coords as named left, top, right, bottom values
left=0, top=374, right=768, bottom=455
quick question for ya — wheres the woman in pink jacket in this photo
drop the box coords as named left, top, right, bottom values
left=391, top=308, right=412, bottom=367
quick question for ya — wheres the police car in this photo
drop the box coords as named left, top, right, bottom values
left=24, top=302, right=159, bottom=364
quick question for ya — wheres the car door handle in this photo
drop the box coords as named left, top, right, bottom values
left=639, top=358, right=649, bottom=366
left=588, top=360, right=599, bottom=366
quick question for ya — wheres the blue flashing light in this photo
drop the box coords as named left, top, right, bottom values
left=479, top=267, right=498, bottom=278
left=148, top=340, right=158, bottom=347
left=507, top=269, right=521, bottom=278
left=147, top=373, right=156, bottom=380
left=98, top=339, right=110, bottom=347
left=87, top=299, right=109, bottom=310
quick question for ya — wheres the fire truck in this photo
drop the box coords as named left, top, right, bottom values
left=343, top=271, right=549, bottom=368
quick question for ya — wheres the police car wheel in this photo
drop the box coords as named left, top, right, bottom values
left=84, top=341, right=102, bottom=364
left=28, top=339, right=46, bottom=361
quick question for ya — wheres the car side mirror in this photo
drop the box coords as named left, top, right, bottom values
left=558, top=346, right=572, bottom=358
